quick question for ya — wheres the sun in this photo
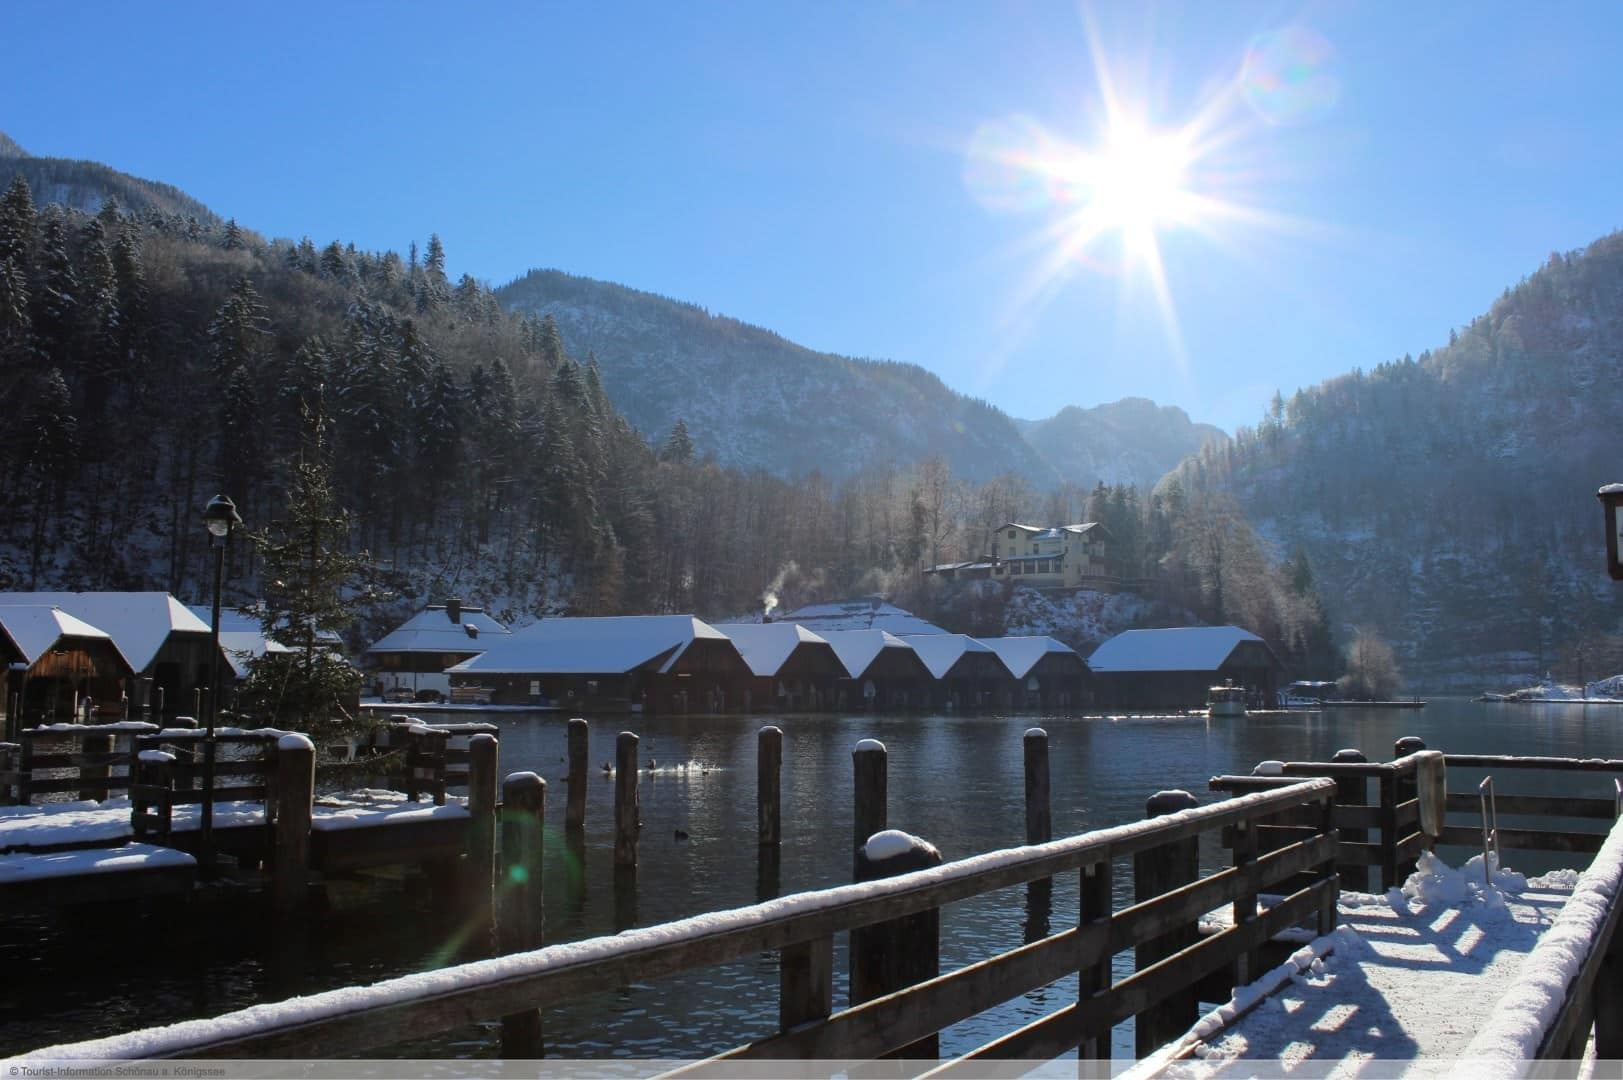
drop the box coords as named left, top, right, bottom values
left=1084, top=121, right=1192, bottom=234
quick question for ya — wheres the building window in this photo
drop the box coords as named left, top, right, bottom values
left=1007, top=529, right=1016, bottom=540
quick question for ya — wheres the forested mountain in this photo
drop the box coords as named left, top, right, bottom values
left=0, top=132, right=218, bottom=222
left=497, top=270, right=1224, bottom=491
left=1017, top=398, right=1226, bottom=489
left=1169, top=236, right=1623, bottom=687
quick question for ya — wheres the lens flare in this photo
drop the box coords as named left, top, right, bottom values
left=1242, top=26, right=1340, bottom=126
left=963, top=115, right=1063, bottom=214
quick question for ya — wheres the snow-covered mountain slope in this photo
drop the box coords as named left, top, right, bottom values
left=498, top=269, right=1226, bottom=489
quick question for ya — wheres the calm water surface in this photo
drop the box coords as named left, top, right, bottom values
left=5, top=698, right=1622, bottom=1058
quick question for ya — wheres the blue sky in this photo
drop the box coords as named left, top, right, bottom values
left=4, top=2, right=1620, bottom=432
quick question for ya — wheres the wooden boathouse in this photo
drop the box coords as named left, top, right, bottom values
left=1087, top=625, right=1283, bottom=709
left=710, top=621, right=845, bottom=711
left=447, top=615, right=751, bottom=713
left=981, top=634, right=1091, bottom=708
left=819, top=628, right=935, bottom=710
left=0, top=605, right=135, bottom=733
left=901, top=633, right=1013, bottom=709
left=365, top=598, right=511, bottom=701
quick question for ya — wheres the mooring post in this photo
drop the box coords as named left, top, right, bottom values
left=852, top=738, right=887, bottom=877
left=1135, top=789, right=1201, bottom=1058
left=78, top=731, right=114, bottom=801
left=1332, top=748, right=1370, bottom=891
left=499, top=771, right=546, bottom=1059
left=851, top=829, right=943, bottom=1059
left=1024, top=727, right=1051, bottom=846
left=758, top=725, right=783, bottom=846
left=468, top=733, right=499, bottom=926
left=614, top=731, right=639, bottom=868
left=1393, top=736, right=1425, bottom=881
left=272, top=734, right=315, bottom=914
left=565, top=718, right=587, bottom=833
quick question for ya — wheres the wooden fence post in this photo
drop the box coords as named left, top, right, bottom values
left=614, top=732, right=639, bottom=868
left=468, top=734, right=499, bottom=925
left=499, top=771, right=546, bottom=1059
left=565, top=718, right=587, bottom=833
left=78, top=731, right=114, bottom=801
left=851, top=830, right=943, bottom=1059
left=852, top=739, right=887, bottom=877
left=1393, top=737, right=1425, bottom=880
left=1078, top=856, right=1114, bottom=1065
left=1135, top=789, right=1201, bottom=1058
left=1332, top=748, right=1369, bottom=892
left=1378, top=768, right=1399, bottom=892
left=272, top=734, right=315, bottom=914
left=758, top=726, right=783, bottom=846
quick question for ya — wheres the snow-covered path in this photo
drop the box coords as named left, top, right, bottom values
left=1144, top=856, right=1579, bottom=1078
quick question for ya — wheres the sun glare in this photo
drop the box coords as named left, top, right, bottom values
left=1086, top=123, right=1191, bottom=232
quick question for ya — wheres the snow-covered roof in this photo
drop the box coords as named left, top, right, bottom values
left=925, top=561, right=995, bottom=573
left=899, top=634, right=1007, bottom=680
left=1086, top=626, right=1267, bottom=673
left=449, top=615, right=728, bottom=676
left=816, top=629, right=919, bottom=679
left=998, top=522, right=1102, bottom=540
left=368, top=604, right=512, bottom=656
left=0, top=605, right=132, bottom=670
left=711, top=622, right=831, bottom=677
left=778, top=598, right=948, bottom=636
left=185, top=606, right=343, bottom=679
left=979, top=636, right=1082, bottom=679
left=0, top=592, right=208, bottom=672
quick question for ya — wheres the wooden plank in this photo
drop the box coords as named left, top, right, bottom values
left=1444, top=793, right=1618, bottom=820
left=1539, top=844, right=1623, bottom=1059
left=310, top=817, right=471, bottom=872
left=1444, top=754, right=1623, bottom=773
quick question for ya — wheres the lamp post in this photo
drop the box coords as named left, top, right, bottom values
left=201, top=493, right=242, bottom=876
left=1600, top=484, right=1623, bottom=582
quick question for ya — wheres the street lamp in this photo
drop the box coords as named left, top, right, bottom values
left=201, top=493, right=242, bottom=876
left=1600, top=484, right=1623, bottom=582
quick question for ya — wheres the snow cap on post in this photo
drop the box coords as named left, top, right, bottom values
left=854, top=738, right=885, bottom=754
left=278, top=733, right=315, bottom=753
left=858, top=829, right=941, bottom=879
left=1023, top=727, right=1047, bottom=740
left=1146, top=789, right=1199, bottom=816
left=1254, top=760, right=1286, bottom=776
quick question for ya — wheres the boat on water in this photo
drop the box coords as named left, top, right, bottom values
left=1207, top=682, right=1247, bottom=718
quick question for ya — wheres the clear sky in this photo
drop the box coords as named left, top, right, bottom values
left=4, top=2, right=1620, bottom=432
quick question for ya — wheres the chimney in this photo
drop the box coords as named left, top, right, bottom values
left=464, top=623, right=479, bottom=640
left=446, top=597, right=463, bottom=623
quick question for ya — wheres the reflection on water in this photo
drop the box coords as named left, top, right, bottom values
left=5, top=699, right=1623, bottom=1057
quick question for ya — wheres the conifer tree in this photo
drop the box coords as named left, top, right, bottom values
left=661, top=418, right=695, bottom=464
left=207, top=276, right=269, bottom=380
left=222, top=218, right=245, bottom=251
left=0, top=175, right=36, bottom=268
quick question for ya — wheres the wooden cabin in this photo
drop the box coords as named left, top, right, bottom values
left=901, top=634, right=1014, bottom=710
left=365, top=599, right=511, bottom=702
left=711, top=622, right=845, bottom=711
left=0, top=605, right=136, bottom=732
left=1086, top=626, right=1282, bottom=710
left=0, top=592, right=224, bottom=721
left=980, top=636, right=1091, bottom=708
left=447, top=615, right=751, bottom=714
left=818, top=630, right=935, bottom=710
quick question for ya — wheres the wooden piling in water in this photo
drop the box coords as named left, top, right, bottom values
left=565, top=718, right=587, bottom=833
left=1024, top=727, right=1051, bottom=846
left=758, top=726, right=782, bottom=846
left=852, top=739, right=887, bottom=877
left=272, top=734, right=315, bottom=914
left=499, top=770, right=546, bottom=1059
left=468, top=734, right=499, bottom=925
left=1135, top=789, right=1201, bottom=1058
left=614, top=732, right=639, bottom=868
left=851, top=829, right=943, bottom=1059
left=1332, top=748, right=1370, bottom=891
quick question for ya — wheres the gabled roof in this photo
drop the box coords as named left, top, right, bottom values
left=449, top=615, right=727, bottom=676
left=711, top=622, right=831, bottom=677
left=0, top=592, right=208, bottom=671
left=999, top=521, right=1105, bottom=541
left=1086, top=626, right=1269, bottom=673
left=900, top=634, right=1007, bottom=680
left=368, top=604, right=512, bottom=655
left=978, top=636, right=1082, bottom=679
left=0, top=605, right=133, bottom=671
left=185, top=606, right=344, bottom=679
left=778, top=598, right=948, bottom=636
left=816, top=629, right=918, bottom=679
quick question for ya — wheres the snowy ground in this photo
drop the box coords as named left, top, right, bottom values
left=1136, top=853, right=1587, bottom=1079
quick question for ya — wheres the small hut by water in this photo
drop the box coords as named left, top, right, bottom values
left=0, top=605, right=135, bottom=731
left=979, top=635, right=1090, bottom=709
left=1086, top=626, right=1281, bottom=709
left=818, top=629, right=934, bottom=710
left=710, top=622, right=844, bottom=711
left=901, top=633, right=1013, bottom=710
left=364, top=599, right=511, bottom=701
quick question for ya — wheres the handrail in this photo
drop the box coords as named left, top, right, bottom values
left=23, top=779, right=1337, bottom=1062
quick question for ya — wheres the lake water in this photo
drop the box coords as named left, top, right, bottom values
left=5, top=698, right=1623, bottom=1059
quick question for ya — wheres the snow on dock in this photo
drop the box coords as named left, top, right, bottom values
left=1138, top=853, right=1586, bottom=1077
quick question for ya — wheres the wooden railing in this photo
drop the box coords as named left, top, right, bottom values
left=1436, top=754, right=1623, bottom=856
left=41, top=778, right=1340, bottom=1063
left=0, top=723, right=160, bottom=805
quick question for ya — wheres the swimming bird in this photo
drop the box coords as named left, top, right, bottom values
left=646, top=758, right=657, bottom=770
left=674, top=828, right=689, bottom=841
left=600, top=761, right=612, bottom=774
